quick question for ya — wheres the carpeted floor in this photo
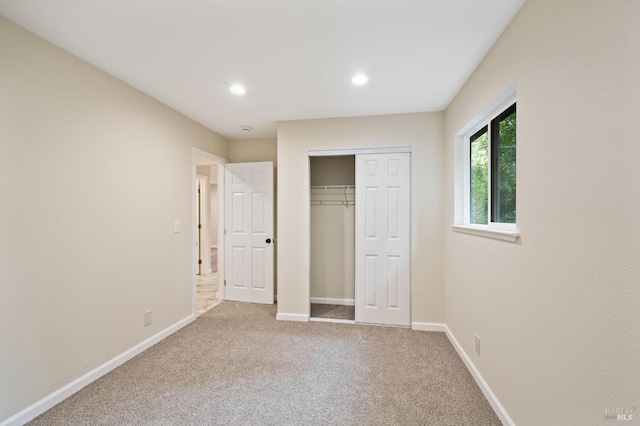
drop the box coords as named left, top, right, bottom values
left=310, top=303, right=355, bottom=320
left=29, top=302, right=500, bottom=426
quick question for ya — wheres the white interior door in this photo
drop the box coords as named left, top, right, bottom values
left=224, top=162, right=274, bottom=304
left=355, top=153, right=411, bottom=326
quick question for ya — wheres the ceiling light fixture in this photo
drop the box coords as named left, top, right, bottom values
left=240, top=125, right=252, bottom=132
left=351, top=73, right=368, bottom=85
left=230, top=84, right=246, bottom=95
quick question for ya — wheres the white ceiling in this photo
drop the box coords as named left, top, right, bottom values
left=0, top=0, right=525, bottom=140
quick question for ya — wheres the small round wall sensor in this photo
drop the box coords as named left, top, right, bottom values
left=240, top=125, right=252, bottom=132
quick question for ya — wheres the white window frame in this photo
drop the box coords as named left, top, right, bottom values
left=452, top=84, right=519, bottom=242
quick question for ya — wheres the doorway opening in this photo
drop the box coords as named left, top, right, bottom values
left=194, top=149, right=226, bottom=316
left=309, top=155, right=356, bottom=322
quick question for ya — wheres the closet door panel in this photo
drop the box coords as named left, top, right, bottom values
left=355, top=153, right=410, bottom=326
left=365, top=255, right=378, bottom=307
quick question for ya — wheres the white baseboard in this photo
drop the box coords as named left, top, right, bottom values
left=444, top=325, right=515, bottom=426
left=276, top=312, right=309, bottom=322
left=309, top=297, right=355, bottom=306
left=1, top=315, right=195, bottom=426
left=411, top=322, right=446, bottom=332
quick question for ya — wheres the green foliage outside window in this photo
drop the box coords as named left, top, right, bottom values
left=495, top=111, right=516, bottom=223
left=470, top=130, right=488, bottom=224
left=469, top=103, right=516, bottom=225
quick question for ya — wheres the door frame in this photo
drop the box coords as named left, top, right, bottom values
left=308, top=147, right=412, bottom=325
left=192, top=148, right=227, bottom=315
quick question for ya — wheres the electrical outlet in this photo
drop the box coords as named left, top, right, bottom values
left=144, top=310, right=152, bottom=327
left=475, top=335, right=481, bottom=356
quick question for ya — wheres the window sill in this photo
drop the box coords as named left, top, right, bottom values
left=451, top=225, right=520, bottom=243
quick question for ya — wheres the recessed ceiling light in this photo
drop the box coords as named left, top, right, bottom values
left=230, top=84, right=246, bottom=95
left=351, top=73, right=368, bottom=85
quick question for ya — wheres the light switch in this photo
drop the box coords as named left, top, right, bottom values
left=174, top=220, right=181, bottom=233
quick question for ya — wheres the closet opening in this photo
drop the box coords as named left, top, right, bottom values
left=309, top=155, right=356, bottom=322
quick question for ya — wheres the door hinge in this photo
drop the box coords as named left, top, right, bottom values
left=198, top=259, right=202, bottom=265
left=224, top=229, right=227, bottom=235
left=224, top=280, right=227, bottom=286
left=198, top=224, right=202, bottom=229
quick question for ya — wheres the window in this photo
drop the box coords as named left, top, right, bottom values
left=490, top=103, right=517, bottom=224
left=454, top=92, right=518, bottom=241
left=469, top=103, right=517, bottom=225
left=470, top=126, right=489, bottom=224
left=467, top=103, right=516, bottom=225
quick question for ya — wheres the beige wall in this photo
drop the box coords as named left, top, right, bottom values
left=443, top=0, right=640, bottom=424
left=228, top=138, right=277, bottom=164
left=210, top=183, right=219, bottom=247
left=198, top=164, right=219, bottom=248
left=0, top=17, right=228, bottom=421
left=310, top=205, right=355, bottom=301
left=310, top=156, right=355, bottom=186
left=277, top=113, right=444, bottom=321
left=310, top=156, right=355, bottom=301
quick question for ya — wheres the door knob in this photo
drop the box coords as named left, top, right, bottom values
left=266, top=238, right=272, bottom=244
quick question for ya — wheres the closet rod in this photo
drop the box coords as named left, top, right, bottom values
left=310, top=185, right=355, bottom=190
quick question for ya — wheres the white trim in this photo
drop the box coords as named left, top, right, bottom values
left=216, top=163, right=225, bottom=301
left=444, top=325, right=515, bottom=426
left=411, top=322, right=446, bottom=332
left=193, top=147, right=227, bottom=165
left=210, top=245, right=217, bottom=249
left=309, top=297, right=355, bottom=306
left=276, top=312, right=309, bottom=322
left=309, top=317, right=355, bottom=325
left=451, top=225, right=519, bottom=243
left=455, top=82, right=518, bottom=137
left=1, top=315, right=195, bottom=426
left=309, top=147, right=411, bottom=157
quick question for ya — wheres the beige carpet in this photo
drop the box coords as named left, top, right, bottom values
left=311, top=303, right=355, bottom=320
left=29, top=302, right=500, bottom=425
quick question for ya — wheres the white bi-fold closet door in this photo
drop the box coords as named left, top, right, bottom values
left=355, top=153, right=411, bottom=327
